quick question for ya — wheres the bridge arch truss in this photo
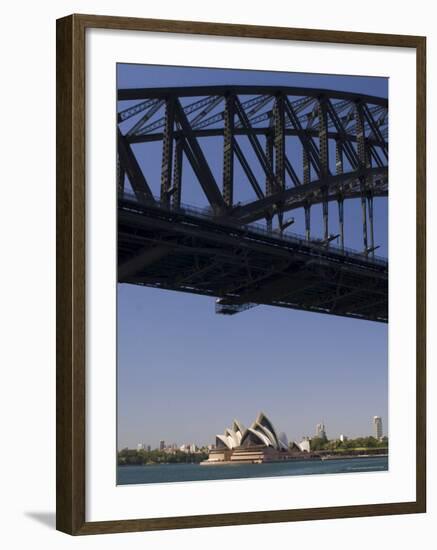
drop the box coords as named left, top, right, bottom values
left=118, top=85, right=388, bottom=254
left=117, top=86, right=388, bottom=322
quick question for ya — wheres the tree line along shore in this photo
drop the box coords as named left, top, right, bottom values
left=118, top=436, right=388, bottom=466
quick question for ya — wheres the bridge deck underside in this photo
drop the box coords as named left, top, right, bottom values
left=118, top=200, right=388, bottom=322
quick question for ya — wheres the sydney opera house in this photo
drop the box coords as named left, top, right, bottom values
left=201, top=412, right=310, bottom=465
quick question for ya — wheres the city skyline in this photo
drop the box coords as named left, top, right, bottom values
left=118, top=416, right=388, bottom=451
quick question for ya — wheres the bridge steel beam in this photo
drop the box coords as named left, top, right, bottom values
left=231, top=166, right=387, bottom=224
left=368, top=194, right=375, bottom=257
left=117, top=155, right=125, bottom=195
left=118, top=98, right=158, bottom=124
left=127, top=99, right=164, bottom=137
left=284, top=96, right=321, bottom=177
left=233, top=96, right=276, bottom=190
left=355, top=101, right=370, bottom=253
left=265, top=131, right=274, bottom=197
left=274, top=94, right=286, bottom=191
left=285, top=156, right=301, bottom=187
left=223, top=94, right=235, bottom=207
left=336, top=139, right=345, bottom=250
left=173, top=99, right=226, bottom=211
left=265, top=130, right=274, bottom=231
left=319, top=97, right=330, bottom=242
left=171, top=137, right=183, bottom=208
left=117, top=128, right=155, bottom=203
left=160, top=98, right=174, bottom=206
left=233, top=139, right=264, bottom=200
left=362, top=102, right=388, bottom=158
left=118, top=85, right=388, bottom=107
left=128, top=127, right=386, bottom=146
left=325, top=99, right=360, bottom=169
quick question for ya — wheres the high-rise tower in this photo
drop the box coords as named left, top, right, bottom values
left=316, top=422, right=327, bottom=440
left=373, top=416, right=383, bottom=439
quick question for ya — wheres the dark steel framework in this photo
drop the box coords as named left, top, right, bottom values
left=117, top=85, right=388, bottom=322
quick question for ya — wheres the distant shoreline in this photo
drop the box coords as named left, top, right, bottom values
left=200, top=453, right=388, bottom=466
left=118, top=453, right=388, bottom=467
left=320, top=453, right=388, bottom=461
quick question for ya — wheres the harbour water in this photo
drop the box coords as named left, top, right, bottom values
left=117, top=456, right=388, bottom=485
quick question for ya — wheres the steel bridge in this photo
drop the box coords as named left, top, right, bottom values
left=117, top=85, right=388, bottom=322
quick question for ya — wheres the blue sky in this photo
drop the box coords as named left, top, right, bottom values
left=117, top=63, right=388, bottom=449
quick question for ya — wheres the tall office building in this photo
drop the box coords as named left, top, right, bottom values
left=159, top=439, right=165, bottom=451
left=373, top=416, right=383, bottom=439
left=316, top=422, right=327, bottom=440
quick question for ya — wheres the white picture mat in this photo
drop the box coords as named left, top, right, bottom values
left=85, top=28, right=416, bottom=522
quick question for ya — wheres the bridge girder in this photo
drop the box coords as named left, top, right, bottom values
left=118, top=198, right=388, bottom=322
left=117, top=85, right=388, bottom=321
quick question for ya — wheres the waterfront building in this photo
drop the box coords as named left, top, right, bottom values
left=159, top=439, right=165, bottom=451
left=316, top=423, right=327, bottom=440
left=136, top=443, right=145, bottom=451
left=146, top=445, right=151, bottom=452
left=339, top=434, right=347, bottom=442
left=202, top=412, right=310, bottom=465
left=297, top=437, right=311, bottom=453
left=215, top=419, right=246, bottom=450
left=278, top=432, right=288, bottom=448
left=373, top=416, right=383, bottom=439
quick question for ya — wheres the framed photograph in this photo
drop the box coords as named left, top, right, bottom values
left=56, top=14, right=426, bottom=535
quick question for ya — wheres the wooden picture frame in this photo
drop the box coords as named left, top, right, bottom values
left=56, top=13, right=426, bottom=535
